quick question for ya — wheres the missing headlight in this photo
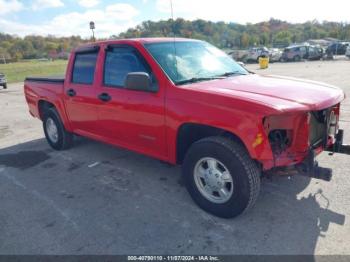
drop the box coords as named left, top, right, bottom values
left=268, top=129, right=292, bottom=155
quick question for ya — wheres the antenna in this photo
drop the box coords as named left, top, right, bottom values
left=170, top=0, right=174, bottom=27
left=169, top=0, right=178, bottom=80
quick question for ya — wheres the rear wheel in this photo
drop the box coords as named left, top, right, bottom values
left=43, top=108, right=73, bottom=150
left=182, top=136, right=261, bottom=218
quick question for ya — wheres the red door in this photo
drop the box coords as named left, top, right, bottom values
left=95, top=44, right=167, bottom=159
left=64, top=49, right=100, bottom=136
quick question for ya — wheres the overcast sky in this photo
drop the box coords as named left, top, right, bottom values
left=0, top=0, right=349, bottom=37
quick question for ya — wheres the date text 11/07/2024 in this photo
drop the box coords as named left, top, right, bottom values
left=127, top=256, right=219, bottom=261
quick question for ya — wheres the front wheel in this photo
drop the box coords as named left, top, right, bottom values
left=43, top=108, right=73, bottom=150
left=3, top=84, right=7, bottom=89
left=182, top=136, right=261, bottom=218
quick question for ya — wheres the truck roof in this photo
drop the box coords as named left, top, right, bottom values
left=121, top=37, right=196, bottom=43
left=75, top=37, right=198, bottom=51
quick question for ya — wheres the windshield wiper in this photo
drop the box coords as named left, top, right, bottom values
left=176, top=77, right=223, bottom=85
left=175, top=71, right=247, bottom=85
left=217, top=71, right=247, bottom=77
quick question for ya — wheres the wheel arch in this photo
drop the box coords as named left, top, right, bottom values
left=176, top=123, right=250, bottom=165
left=38, top=100, right=55, bottom=120
left=37, top=99, right=73, bottom=132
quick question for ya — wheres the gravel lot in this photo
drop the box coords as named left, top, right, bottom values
left=0, top=59, right=350, bottom=255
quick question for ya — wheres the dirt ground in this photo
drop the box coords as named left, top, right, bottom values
left=0, top=59, right=350, bottom=255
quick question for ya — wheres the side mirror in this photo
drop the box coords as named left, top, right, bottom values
left=125, top=72, right=155, bottom=92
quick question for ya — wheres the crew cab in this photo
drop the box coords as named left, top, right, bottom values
left=24, top=38, right=345, bottom=218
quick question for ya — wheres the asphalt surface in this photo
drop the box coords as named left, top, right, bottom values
left=0, top=59, right=350, bottom=255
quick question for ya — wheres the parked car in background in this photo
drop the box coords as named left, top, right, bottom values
left=246, top=47, right=269, bottom=63
left=227, top=49, right=248, bottom=62
left=281, top=45, right=308, bottom=61
left=346, top=46, right=350, bottom=58
left=308, top=45, right=324, bottom=60
left=0, top=73, right=7, bottom=89
left=326, top=42, right=349, bottom=55
left=229, top=48, right=281, bottom=63
left=281, top=44, right=323, bottom=61
left=269, top=48, right=282, bottom=62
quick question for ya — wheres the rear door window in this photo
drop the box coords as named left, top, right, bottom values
left=72, top=52, right=98, bottom=84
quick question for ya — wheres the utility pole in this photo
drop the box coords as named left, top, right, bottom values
left=90, top=21, right=96, bottom=42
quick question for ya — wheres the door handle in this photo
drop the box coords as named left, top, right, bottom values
left=66, top=88, right=76, bottom=97
left=98, top=93, right=111, bottom=102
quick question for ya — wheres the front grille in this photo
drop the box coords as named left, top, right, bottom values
left=309, top=108, right=331, bottom=148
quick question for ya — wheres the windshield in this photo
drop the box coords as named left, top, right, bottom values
left=144, top=41, right=248, bottom=84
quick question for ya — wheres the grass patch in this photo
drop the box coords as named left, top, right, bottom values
left=0, top=60, right=68, bottom=83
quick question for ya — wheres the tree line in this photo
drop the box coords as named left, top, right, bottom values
left=1, top=18, right=350, bottom=62
left=117, top=18, right=350, bottom=48
left=0, top=34, right=88, bottom=63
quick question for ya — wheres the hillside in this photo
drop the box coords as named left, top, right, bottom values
left=117, top=18, right=350, bottom=48
left=1, top=18, right=350, bottom=62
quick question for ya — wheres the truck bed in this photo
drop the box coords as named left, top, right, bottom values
left=25, top=76, right=64, bottom=83
left=24, top=76, right=65, bottom=120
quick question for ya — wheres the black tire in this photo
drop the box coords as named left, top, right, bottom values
left=182, top=136, right=261, bottom=218
left=3, top=84, right=7, bottom=89
left=43, top=108, right=73, bottom=150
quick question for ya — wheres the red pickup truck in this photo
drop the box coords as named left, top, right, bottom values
left=24, top=38, right=345, bottom=218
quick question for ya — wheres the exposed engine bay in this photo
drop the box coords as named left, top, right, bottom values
left=264, top=104, right=344, bottom=181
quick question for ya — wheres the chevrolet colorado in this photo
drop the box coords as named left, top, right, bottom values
left=24, top=38, right=345, bottom=218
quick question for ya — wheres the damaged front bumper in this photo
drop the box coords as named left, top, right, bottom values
left=260, top=102, right=345, bottom=181
left=266, top=129, right=345, bottom=181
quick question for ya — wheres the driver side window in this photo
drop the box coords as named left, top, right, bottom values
left=104, top=46, right=155, bottom=88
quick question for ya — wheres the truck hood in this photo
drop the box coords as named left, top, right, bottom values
left=185, top=74, right=345, bottom=112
